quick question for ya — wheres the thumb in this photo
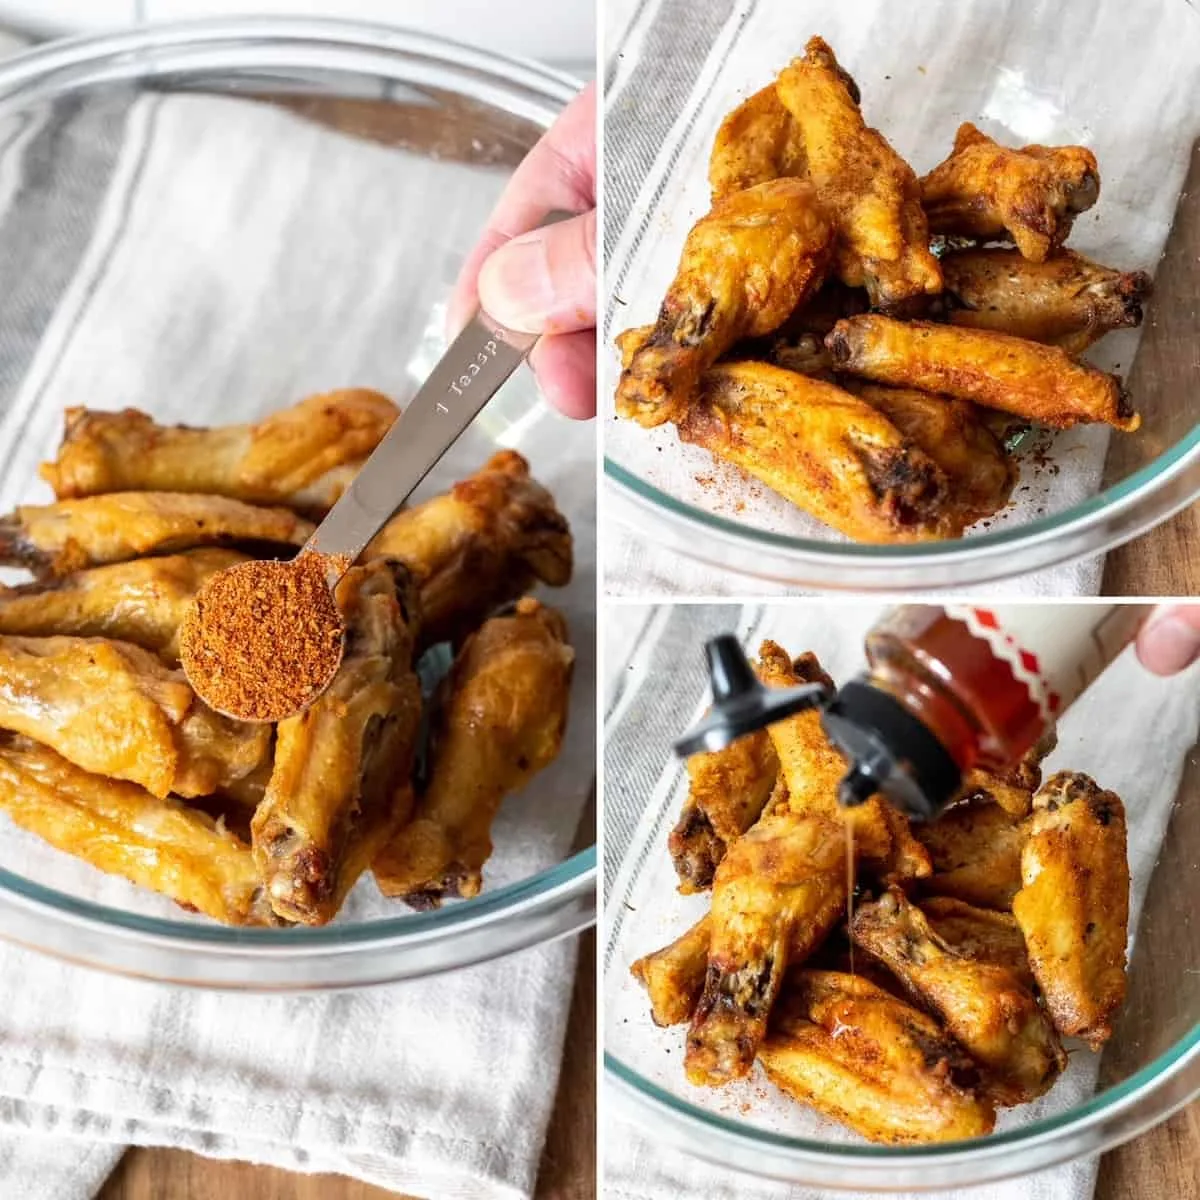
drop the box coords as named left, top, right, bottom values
left=477, top=209, right=596, bottom=336
left=1136, top=605, right=1200, bottom=676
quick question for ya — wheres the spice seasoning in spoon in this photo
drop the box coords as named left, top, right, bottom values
left=180, top=552, right=349, bottom=722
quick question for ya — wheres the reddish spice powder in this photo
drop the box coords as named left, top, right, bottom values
left=180, top=552, right=350, bottom=722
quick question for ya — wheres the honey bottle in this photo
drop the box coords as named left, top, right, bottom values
left=677, top=605, right=1151, bottom=821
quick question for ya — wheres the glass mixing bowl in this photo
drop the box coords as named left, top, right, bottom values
left=603, top=602, right=1200, bottom=1189
left=0, top=19, right=595, bottom=988
left=602, top=0, right=1200, bottom=591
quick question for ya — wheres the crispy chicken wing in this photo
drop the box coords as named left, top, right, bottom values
left=631, top=913, right=713, bottom=1027
left=669, top=717, right=780, bottom=892
left=0, top=493, right=314, bottom=579
left=709, top=83, right=808, bottom=199
left=1013, top=772, right=1130, bottom=1048
left=827, top=316, right=1140, bottom=432
left=38, top=390, right=398, bottom=513
left=852, top=888, right=1065, bottom=1105
left=251, top=559, right=422, bottom=925
left=0, top=549, right=246, bottom=665
left=0, top=634, right=270, bottom=799
left=844, top=382, right=1015, bottom=525
left=937, top=248, right=1151, bottom=354
left=614, top=178, right=835, bottom=427
left=921, top=123, right=1100, bottom=263
left=920, top=896, right=1034, bottom=989
left=0, top=735, right=278, bottom=925
left=758, top=640, right=930, bottom=885
left=915, top=796, right=1027, bottom=910
left=364, top=450, right=572, bottom=650
left=776, top=37, right=941, bottom=308
left=676, top=362, right=967, bottom=542
left=373, top=598, right=573, bottom=907
left=954, top=727, right=1058, bottom=820
left=685, top=809, right=846, bottom=1086
left=760, top=970, right=995, bottom=1143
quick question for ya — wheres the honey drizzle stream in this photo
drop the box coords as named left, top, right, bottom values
left=845, top=820, right=855, bottom=975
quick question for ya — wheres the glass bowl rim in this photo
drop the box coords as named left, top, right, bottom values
left=0, top=17, right=595, bottom=961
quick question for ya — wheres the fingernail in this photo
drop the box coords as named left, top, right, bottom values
left=1139, top=612, right=1200, bottom=676
left=477, top=231, right=554, bottom=333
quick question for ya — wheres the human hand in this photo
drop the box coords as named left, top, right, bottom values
left=1135, top=605, right=1200, bottom=676
left=448, top=82, right=596, bottom=420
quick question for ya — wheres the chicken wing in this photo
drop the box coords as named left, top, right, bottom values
left=251, top=559, right=422, bottom=925
left=0, top=634, right=270, bottom=799
left=0, top=549, right=246, bottom=665
left=844, top=383, right=1015, bottom=525
left=685, top=809, right=846, bottom=1086
left=826, top=316, right=1140, bottom=432
left=937, top=248, right=1151, bottom=354
left=920, top=896, right=1034, bottom=990
left=760, top=970, right=995, bottom=1143
left=0, top=735, right=278, bottom=926
left=364, top=450, right=573, bottom=651
left=955, top=726, right=1058, bottom=820
left=669, top=720, right=780, bottom=892
left=709, top=83, right=807, bottom=200
left=915, top=796, right=1026, bottom=910
left=776, top=37, right=941, bottom=308
left=758, top=640, right=930, bottom=885
left=1012, top=772, right=1129, bottom=1048
left=38, top=390, right=398, bottom=513
left=0, top=493, right=314, bottom=579
left=851, top=887, right=1065, bottom=1105
left=676, top=362, right=966, bottom=542
left=920, top=123, right=1100, bottom=263
left=373, top=597, right=573, bottom=907
left=614, top=178, right=835, bottom=427
left=631, top=913, right=712, bottom=1027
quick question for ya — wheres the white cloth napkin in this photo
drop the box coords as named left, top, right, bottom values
left=0, top=45, right=595, bottom=1200
left=602, top=602, right=1200, bottom=1198
left=602, top=0, right=1200, bottom=598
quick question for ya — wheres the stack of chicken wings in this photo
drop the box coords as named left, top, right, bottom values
left=615, top=35, right=1150, bottom=543
left=0, top=389, right=575, bottom=926
left=632, top=640, right=1131, bottom=1144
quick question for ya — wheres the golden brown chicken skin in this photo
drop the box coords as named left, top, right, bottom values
left=0, top=634, right=270, bottom=799
left=708, top=83, right=807, bottom=199
left=915, top=796, right=1027, bottom=911
left=0, top=735, right=278, bottom=926
left=0, top=549, right=246, bottom=665
left=685, top=809, right=846, bottom=1086
left=676, top=362, right=966, bottom=543
left=364, top=450, right=572, bottom=651
left=776, top=37, right=941, bottom=308
left=920, top=896, right=1034, bottom=990
left=251, top=559, right=422, bottom=925
left=615, top=178, right=835, bottom=427
left=852, top=887, right=1065, bottom=1106
left=921, top=123, right=1100, bottom=263
left=760, top=970, right=996, bottom=1144
left=844, top=382, right=1016, bottom=525
left=937, top=248, right=1151, bottom=354
left=826, top=316, right=1140, bottom=432
left=38, top=390, right=398, bottom=513
left=954, top=726, right=1058, bottom=820
left=1013, top=772, right=1130, bottom=1049
left=758, top=640, right=930, bottom=885
left=373, top=598, right=573, bottom=907
left=0, top=493, right=314, bottom=579
left=631, top=913, right=712, bottom=1027
left=669, top=720, right=780, bottom=892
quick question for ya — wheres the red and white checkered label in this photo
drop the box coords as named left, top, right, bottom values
left=945, top=605, right=1150, bottom=724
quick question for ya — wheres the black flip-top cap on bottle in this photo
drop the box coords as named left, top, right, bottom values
left=673, top=635, right=829, bottom=756
left=821, top=679, right=961, bottom=822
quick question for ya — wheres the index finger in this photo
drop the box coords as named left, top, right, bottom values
left=448, top=81, right=596, bottom=335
